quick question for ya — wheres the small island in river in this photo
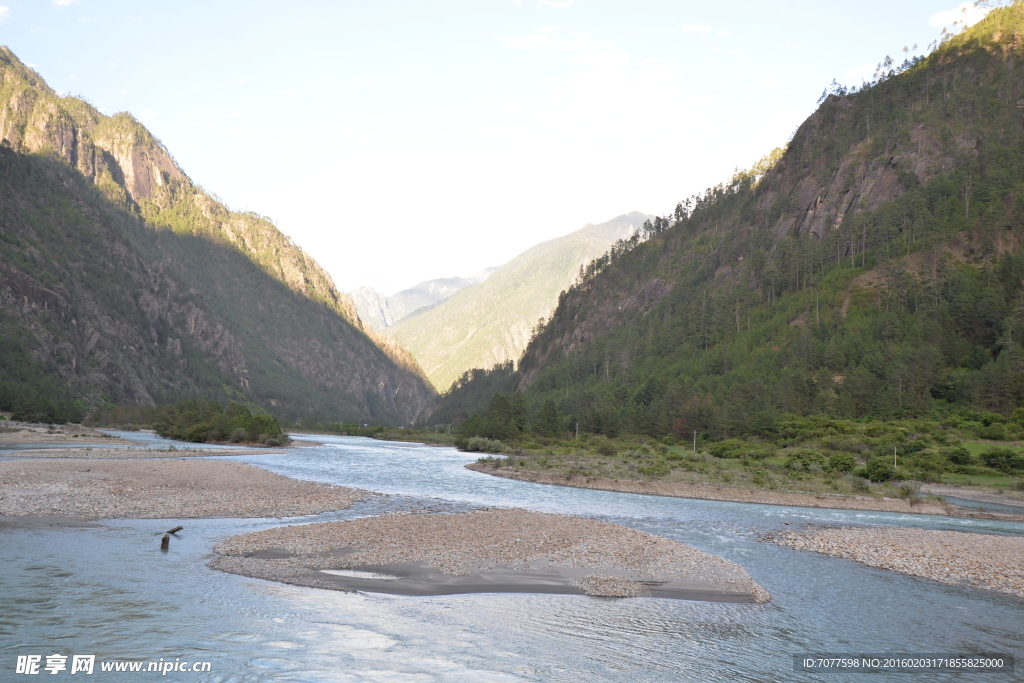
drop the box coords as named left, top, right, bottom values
left=210, top=509, right=771, bottom=603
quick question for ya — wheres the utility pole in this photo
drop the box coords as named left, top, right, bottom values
left=894, top=447, right=898, bottom=469
left=575, top=422, right=579, bottom=440
left=693, top=430, right=698, bottom=453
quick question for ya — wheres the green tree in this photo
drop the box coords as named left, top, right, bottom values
left=533, top=399, right=563, bottom=437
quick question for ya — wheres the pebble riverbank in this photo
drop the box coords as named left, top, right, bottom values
left=0, top=458, right=368, bottom=519
left=466, top=464, right=1024, bottom=521
left=765, top=526, right=1024, bottom=599
left=211, top=509, right=771, bottom=602
left=0, top=446, right=283, bottom=458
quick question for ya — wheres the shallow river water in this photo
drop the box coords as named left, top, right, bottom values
left=2, top=433, right=1023, bottom=682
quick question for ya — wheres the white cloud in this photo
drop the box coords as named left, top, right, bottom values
left=53, top=0, right=78, bottom=6
left=929, top=2, right=991, bottom=29
left=138, top=109, right=157, bottom=121
left=537, top=0, right=574, bottom=7
left=0, top=6, right=10, bottom=22
left=500, top=26, right=594, bottom=51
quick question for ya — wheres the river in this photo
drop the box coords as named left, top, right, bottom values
left=2, top=432, right=1022, bottom=682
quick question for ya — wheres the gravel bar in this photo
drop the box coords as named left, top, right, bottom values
left=0, top=447, right=283, bottom=459
left=466, top=464, right=1024, bottom=521
left=0, top=424, right=128, bottom=445
left=0, top=458, right=367, bottom=519
left=765, top=526, right=1024, bottom=599
left=211, top=509, right=771, bottom=602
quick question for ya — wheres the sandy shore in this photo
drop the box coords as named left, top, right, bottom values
left=466, top=464, right=1024, bottom=521
left=0, top=446, right=284, bottom=459
left=211, top=509, right=771, bottom=602
left=0, top=424, right=129, bottom=445
left=0, top=458, right=367, bottom=519
left=765, top=526, right=1024, bottom=599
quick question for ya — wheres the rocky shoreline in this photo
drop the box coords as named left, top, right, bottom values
left=0, top=458, right=368, bottom=519
left=466, top=464, right=1024, bottom=521
left=0, top=446, right=283, bottom=459
left=210, top=509, right=771, bottom=602
left=765, top=526, right=1024, bottom=599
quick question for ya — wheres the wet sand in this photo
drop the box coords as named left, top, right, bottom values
left=210, top=509, right=771, bottom=603
left=0, top=515, right=102, bottom=530
left=0, top=458, right=368, bottom=519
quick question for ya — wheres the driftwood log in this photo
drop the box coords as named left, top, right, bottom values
left=160, top=533, right=170, bottom=551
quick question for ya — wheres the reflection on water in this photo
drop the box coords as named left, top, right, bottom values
left=2, top=434, right=1022, bottom=682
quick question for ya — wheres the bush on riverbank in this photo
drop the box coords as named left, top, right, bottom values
left=154, top=399, right=289, bottom=445
left=445, top=401, right=1024, bottom=493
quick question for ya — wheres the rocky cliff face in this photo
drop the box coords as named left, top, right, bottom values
left=0, top=47, right=434, bottom=422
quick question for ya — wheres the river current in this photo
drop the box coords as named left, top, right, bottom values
left=2, top=433, right=1023, bottom=682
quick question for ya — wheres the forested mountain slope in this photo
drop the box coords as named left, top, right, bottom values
left=0, top=47, right=434, bottom=423
left=432, top=5, right=1024, bottom=435
left=392, top=213, right=648, bottom=391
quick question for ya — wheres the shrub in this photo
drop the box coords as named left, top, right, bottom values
left=464, top=437, right=507, bottom=453
left=709, top=439, right=770, bottom=460
left=898, top=482, right=921, bottom=499
left=827, top=453, right=857, bottom=473
left=476, top=455, right=506, bottom=468
left=864, top=457, right=895, bottom=482
left=637, top=461, right=670, bottom=477
left=786, top=449, right=826, bottom=471
left=901, top=440, right=928, bottom=455
left=980, top=448, right=1024, bottom=473
left=229, top=427, right=247, bottom=443
left=183, top=422, right=211, bottom=443
left=947, top=447, right=972, bottom=465
left=977, top=424, right=1009, bottom=441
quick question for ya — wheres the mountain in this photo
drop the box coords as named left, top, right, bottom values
left=390, top=213, right=649, bottom=391
left=0, top=47, right=434, bottom=424
left=350, top=268, right=498, bottom=332
left=430, top=4, right=1024, bottom=433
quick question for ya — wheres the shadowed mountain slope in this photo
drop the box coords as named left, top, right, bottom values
left=0, top=47, right=434, bottom=423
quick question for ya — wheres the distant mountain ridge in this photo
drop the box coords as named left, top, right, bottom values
left=351, top=268, right=498, bottom=331
left=0, top=47, right=434, bottom=423
left=390, top=213, right=650, bottom=391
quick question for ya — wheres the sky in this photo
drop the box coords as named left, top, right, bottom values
left=0, top=0, right=997, bottom=295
